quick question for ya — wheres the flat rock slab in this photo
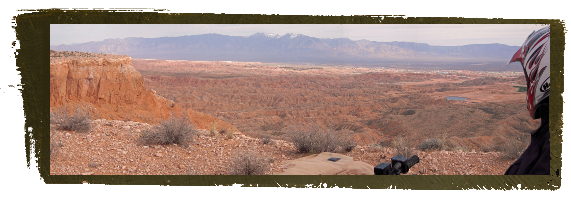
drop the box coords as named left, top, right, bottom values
left=277, top=152, right=374, bottom=175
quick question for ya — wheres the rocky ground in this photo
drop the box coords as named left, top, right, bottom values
left=50, top=119, right=514, bottom=175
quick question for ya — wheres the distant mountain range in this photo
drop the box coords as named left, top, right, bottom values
left=51, top=33, right=522, bottom=71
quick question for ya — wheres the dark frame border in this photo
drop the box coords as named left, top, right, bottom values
left=15, top=10, right=564, bottom=189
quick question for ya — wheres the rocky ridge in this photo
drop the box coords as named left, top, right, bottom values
left=49, top=50, right=235, bottom=130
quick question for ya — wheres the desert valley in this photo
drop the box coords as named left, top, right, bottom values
left=49, top=50, right=537, bottom=175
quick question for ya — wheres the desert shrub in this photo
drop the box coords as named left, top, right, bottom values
left=287, top=124, right=355, bottom=154
left=417, top=138, right=443, bottom=151
left=342, top=143, right=357, bottom=152
left=50, top=104, right=92, bottom=133
left=88, top=162, right=100, bottom=168
left=261, top=122, right=285, bottom=131
left=392, top=137, right=414, bottom=158
left=186, top=169, right=200, bottom=175
left=209, top=121, right=218, bottom=137
left=226, top=128, right=235, bottom=139
left=50, top=141, right=64, bottom=157
left=140, top=113, right=196, bottom=146
left=368, top=143, right=384, bottom=152
left=261, top=136, right=272, bottom=144
left=219, top=128, right=227, bottom=135
left=227, top=151, right=268, bottom=175
left=401, top=109, right=416, bottom=116
left=453, top=147, right=468, bottom=152
left=496, top=138, right=526, bottom=160
left=49, top=132, right=64, bottom=158
left=481, top=144, right=495, bottom=153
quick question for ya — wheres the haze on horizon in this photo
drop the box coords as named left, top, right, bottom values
left=50, top=24, right=546, bottom=47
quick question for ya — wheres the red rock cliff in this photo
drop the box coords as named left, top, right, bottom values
left=49, top=51, right=236, bottom=130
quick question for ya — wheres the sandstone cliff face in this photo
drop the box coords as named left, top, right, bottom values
left=50, top=51, right=146, bottom=106
left=49, top=51, right=236, bottom=130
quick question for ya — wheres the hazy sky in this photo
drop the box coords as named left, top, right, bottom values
left=50, top=24, right=546, bottom=46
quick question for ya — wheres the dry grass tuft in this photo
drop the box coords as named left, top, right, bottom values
left=209, top=121, right=218, bottom=137
left=226, top=128, right=235, bottom=139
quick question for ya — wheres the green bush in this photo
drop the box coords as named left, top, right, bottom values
left=287, top=124, right=355, bottom=154
left=227, top=151, right=268, bottom=175
left=50, top=104, right=92, bottom=133
left=140, top=113, right=196, bottom=146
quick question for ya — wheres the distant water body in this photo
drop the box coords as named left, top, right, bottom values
left=445, top=96, right=470, bottom=101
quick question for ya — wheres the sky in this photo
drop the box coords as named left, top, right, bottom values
left=50, top=24, right=546, bottom=46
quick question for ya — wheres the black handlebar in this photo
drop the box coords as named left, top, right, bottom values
left=374, top=155, right=420, bottom=175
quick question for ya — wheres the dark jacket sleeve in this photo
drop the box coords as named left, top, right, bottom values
left=504, top=107, right=550, bottom=175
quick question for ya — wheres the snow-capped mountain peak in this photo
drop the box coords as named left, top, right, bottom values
left=249, top=32, right=300, bottom=39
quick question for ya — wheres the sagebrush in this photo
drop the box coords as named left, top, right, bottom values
left=261, top=136, right=272, bottom=144
left=50, top=104, right=92, bottom=133
left=287, top=124, right=356, bottom=154
left=209, top=121, right=218, bottom=137
left=393, top=137, right=414, bottom=158
left=226, top=128, right=235, bottom=139
left=496, top=138, right=526, bottom=160
left=227, top=151, right=268, bottom=175
left=417, top=138, right=443, bottom=151
left=140, top=113, right=196, bottom=146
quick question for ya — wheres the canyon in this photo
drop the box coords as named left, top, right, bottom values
left=50, top=51, right=537, bottom=175
left=134, top=59, right=536, bottom=152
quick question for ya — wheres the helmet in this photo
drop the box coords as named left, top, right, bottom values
left=507, top=26, right=550, bottom=119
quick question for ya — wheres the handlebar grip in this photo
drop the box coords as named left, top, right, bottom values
left=402, top=155, right=420, bottom=174
left=406, top=155, right=420, bottom=167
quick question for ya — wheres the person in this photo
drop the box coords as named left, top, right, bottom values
left=504, top=26, right=550, bottom=175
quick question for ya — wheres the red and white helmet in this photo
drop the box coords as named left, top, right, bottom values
left=507, top=26, right=550, bottom=119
